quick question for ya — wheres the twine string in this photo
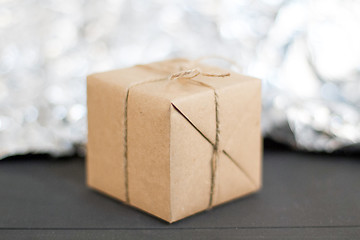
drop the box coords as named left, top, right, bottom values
left=167, top=67, right=229, bottom=208
left=168, top=68, right=230, bottom=81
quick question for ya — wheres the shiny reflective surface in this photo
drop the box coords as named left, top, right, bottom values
left=0, top=0, right=359, bottom=157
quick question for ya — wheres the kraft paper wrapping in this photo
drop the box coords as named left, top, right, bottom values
left=87, top=58, right=262, bottom=223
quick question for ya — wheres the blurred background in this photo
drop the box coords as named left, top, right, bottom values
left=1, top=0, right=360, bottom=158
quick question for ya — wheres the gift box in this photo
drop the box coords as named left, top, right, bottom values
left=86, top=58, right=262, bottom=223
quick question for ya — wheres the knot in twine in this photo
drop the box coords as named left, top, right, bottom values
left=168, top=68, right=231, bottom=81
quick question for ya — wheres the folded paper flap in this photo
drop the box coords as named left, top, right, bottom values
left=171, top=98, right=258, bottom=191
left=171, top=80, right=221, bottom=143
left=171, top=103, right=216, bottom=147
left=219, top=83, right=262, bottom=188
left=169, top=104, right=214, bottom=221
left=221, top=150, right=258, bottom=187
left=215, top=151, right=258, bottom=206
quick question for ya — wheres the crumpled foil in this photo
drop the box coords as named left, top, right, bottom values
left=0, top=0, right=359, bottom=158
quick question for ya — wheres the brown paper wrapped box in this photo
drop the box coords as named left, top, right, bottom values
left=87, top=58, right=262, bottom=223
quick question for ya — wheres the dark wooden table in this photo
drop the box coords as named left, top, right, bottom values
left=0, top=146, right=359, bottom=239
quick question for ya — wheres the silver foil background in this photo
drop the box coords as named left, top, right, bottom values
left=0, top=0, right=360, bottom=158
